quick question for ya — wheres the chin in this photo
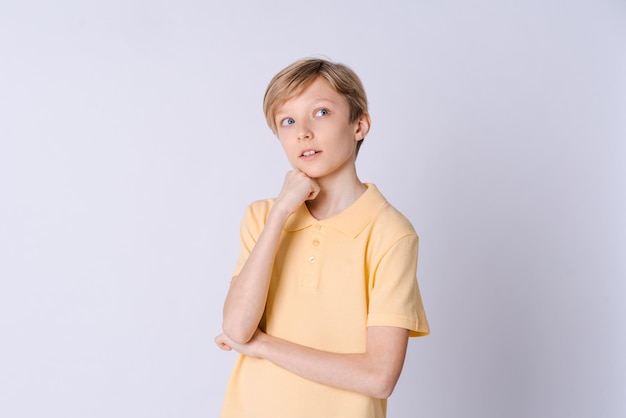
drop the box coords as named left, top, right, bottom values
left=295, top=166, right=318, bottom=178
left=302, top=169, right=325, bottom=179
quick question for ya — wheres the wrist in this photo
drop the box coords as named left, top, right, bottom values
left=268, top=204, right=292, bottom=224
left=255, top=331, right=272, bottom=359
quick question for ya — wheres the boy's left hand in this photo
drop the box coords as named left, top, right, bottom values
left=215, top=329, right=266, bottom=358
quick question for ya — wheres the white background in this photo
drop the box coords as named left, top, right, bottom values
left=1, top=1, right=624, bottom=417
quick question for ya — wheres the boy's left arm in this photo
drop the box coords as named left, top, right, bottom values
left=215, top=325, right=409, bottom=399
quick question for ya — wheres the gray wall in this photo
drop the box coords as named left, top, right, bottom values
left=1, top=1, right=624, bottom=417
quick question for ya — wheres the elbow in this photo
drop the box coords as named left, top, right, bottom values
left=373, top=384, right=396, bottom=400
left=222, top=320, right=254, bottom=345
left=369, top=372, right=400, bottom=399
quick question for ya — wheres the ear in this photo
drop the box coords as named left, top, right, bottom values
left=353, top=112, right=371, bottom=141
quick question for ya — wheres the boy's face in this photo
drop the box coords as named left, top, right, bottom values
left=274, top=77, right=369, bottom=181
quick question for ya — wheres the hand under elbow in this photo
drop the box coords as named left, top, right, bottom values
left=222, top=320, right=256, bottom=345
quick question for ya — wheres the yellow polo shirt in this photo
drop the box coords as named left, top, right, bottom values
left=220, top=184, right=429, bottom=418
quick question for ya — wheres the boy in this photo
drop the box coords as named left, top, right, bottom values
left=215, top=58, right=429, bottom=417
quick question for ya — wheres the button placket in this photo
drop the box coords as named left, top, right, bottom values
left=300, top=224, right=322, bottom=291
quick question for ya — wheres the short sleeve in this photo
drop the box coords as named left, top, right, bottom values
left=367, top=234, right=430, bottom=337
left=232, top=199, right=273, bottom=277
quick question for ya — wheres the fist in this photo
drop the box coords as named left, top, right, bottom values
left=274, top=169, right=320, bottom=216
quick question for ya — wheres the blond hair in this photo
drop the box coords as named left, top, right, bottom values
left=263, top=58, right=369, bottom=153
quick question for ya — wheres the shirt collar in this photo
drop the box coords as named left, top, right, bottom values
left=284, top=183, right=388, bottom=238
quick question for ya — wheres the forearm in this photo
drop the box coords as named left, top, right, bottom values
left=223, top=169, right=320, bottom=344
left=256, top=328, right=409, bottom=399
left=222, top=208, right=289, bottom=343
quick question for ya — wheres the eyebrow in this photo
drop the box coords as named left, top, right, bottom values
left=311, top=97, right=339, bottom=105
left=277, top=98, right=338, bottom=115
left=274, top=111, right=290, bottom=122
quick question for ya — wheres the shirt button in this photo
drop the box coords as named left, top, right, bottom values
left=314, top=224, right=321, bottom=230
left=312, top=239, right=320, bottom=246
left=309, top=256, right=316, bottom=263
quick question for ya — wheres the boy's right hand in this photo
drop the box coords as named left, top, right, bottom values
left=273, top=169, right=320, bottom=217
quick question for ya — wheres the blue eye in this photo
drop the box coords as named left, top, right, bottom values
left=315, top=109, right=329, bottom=117
left=281, top=117, right=295, bottom=127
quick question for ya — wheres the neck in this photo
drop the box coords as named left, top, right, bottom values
left=306, top=174, right=366, bottom=220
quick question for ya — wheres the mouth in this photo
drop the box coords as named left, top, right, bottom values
left=300, top=149, right=320, bottom=158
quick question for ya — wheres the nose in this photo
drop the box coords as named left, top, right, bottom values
left=298, top=122, right=313, bottom=141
